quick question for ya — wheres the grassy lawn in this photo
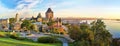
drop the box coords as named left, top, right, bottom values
left=0, top=38, right=62, bottom=46
left=0, top=31, right=62, bottom=46
left=0, top=32, right=75, bottom=46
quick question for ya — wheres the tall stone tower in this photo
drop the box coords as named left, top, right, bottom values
left=46, top=8, right=53, bottom=21
left=7, top=18, right=10, bottom=30
left=15, top=13, right=19, bottom=22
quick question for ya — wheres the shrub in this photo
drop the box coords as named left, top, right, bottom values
left=16, top=37, right=25, bottom=40
left=0, top=33, right=6, bottom=37
left=16, top=37, right=33, bottom=41
left=9, top=32, right=19, bottom=39
left=9, top=34, right=18, bottom=39
left=0, top=32, right=8, bottom=37
left=73, top=40, right=90, bottom=46
left=37, top=37, right=61, bottom=43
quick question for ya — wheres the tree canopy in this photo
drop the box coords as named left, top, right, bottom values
left=21, top=20, right=32, bottom=30
left=68, top=19, right=112, bottom=46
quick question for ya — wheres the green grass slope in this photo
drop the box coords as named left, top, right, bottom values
left=0, top=38, right=62, bottom=46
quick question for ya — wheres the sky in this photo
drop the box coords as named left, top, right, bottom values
left=0, top=0, right=120, bottom=19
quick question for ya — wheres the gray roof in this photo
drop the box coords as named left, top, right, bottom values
left=46, top=8, right=53, bottom=13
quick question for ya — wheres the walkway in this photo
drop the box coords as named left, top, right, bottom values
left=58, top=38, right=68, bottom=46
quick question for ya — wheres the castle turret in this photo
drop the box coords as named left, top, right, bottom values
left=31, top=16, right=35, bottom=20
left=46, top=8, right=53, bottom=21
left=37, top=13, right=42, bottom=22
left=7, top=18, right=9, bottom=30
left=37, top=13, right=42, bottom=18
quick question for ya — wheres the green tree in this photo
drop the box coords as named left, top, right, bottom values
left=47, top=20, right=55, bottom=26
left=68, top=25, right=82, bottom=41
left=9, top=18, right=16, bottom=30
left=68, top=19, right=112, bottom=46
left=9, top=18, right=15, bottom=23
left=90, top=19, right=112, bottom=46
left=68, top=24, right=94, bottom=46
left=80, top=23, right=90, bottom=31
left=21, top=20, right=32, bottom=30
left=30, top=24, right=39, bottom=32
left=80, top=23, right=94, bottom=46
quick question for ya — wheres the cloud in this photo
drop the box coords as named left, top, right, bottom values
left=15, top=0, right=44, bottom=17
left=0, top=0, right=44, bottom=18
left=16, top=0, right=43, bottom=11
left=1, top=0, right=120, bottom=19
left=44, top=0, right=76, bottom=9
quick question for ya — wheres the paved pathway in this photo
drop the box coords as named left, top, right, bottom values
left=58, top=38, right=68, bottom=46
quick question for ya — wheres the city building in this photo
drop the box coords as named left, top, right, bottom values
left=31, top=13, right=43, bottom=32
left=0, top=18, right=9, bottom=30
left=31, top=13, right=43, bottom=22
left=0, top=8, right=67, bottom=34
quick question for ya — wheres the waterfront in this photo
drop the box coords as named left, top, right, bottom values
left=104, top=20, right=120, bottom=38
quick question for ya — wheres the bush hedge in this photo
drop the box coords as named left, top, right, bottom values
left=37, top=36, right=61, bottom=43
left=0, top=33, right=6, bottom=37
left=9, top=32, right=19, bottom=39
left=0, top=32, right=8, bottom=37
